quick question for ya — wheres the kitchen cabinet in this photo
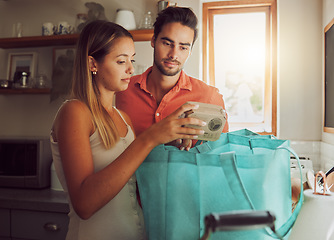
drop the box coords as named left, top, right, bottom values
left=0, top=208, right=68, bottom=240
left=0, top=29, right=154, bottom=95
left=0, top=188, right=69, bottom=240
left=11, top=209, right=68, bottom=240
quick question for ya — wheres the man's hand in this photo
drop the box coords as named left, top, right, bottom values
left=171, top=138, right=193, bottom=151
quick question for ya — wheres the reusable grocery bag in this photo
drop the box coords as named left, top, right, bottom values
left=136, top=129, right=303, bottom=240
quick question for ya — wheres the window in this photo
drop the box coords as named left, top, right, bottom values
left=203, top=0, right=277, bottom=135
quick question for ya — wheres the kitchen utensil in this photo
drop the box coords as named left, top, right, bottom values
left=114, top=9, right=136, bottom=30
left=157, top=1, right=177, bottom=12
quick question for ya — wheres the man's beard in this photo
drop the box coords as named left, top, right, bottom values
left=154, top=58, right=183, bottom=76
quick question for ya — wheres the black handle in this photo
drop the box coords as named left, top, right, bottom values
left=204, top=210, right=276, bottom=232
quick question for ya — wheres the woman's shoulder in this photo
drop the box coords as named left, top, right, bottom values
left=52, top=99, right=94, bottom=141
left=55, top=99, right=92, bottom=126
left=60, top=99, right=89, bottom=114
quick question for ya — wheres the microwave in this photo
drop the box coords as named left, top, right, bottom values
left=0, top=138, right=52, bottom=189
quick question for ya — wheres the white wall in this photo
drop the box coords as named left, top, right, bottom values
left=278, top=0, right=322, bottom=141
left=0, top=0, right=325, bottom=142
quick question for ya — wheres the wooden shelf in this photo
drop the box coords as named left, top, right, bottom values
left=0, top=88, right=51, bottom=94
left=0, top=29, right=153, bottom=49
left=131, top=29, right=154, bottom=42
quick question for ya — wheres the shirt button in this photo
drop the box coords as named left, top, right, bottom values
left=156, top=113, right=160, bottom=117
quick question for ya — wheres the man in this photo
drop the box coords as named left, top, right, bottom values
left=116, top=7, right=229, bottom=149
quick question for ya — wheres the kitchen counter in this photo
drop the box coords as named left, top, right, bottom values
left=0, top=187, right=69, bottom=213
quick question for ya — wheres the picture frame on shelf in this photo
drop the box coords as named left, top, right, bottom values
left=7, top=52, right=38, bottom=83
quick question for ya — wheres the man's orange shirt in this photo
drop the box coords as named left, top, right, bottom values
left=116, top=67, right=229, bottom=136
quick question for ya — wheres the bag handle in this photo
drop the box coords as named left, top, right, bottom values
left=193, top=132, right=274, bottom=154
left=267, top=145, right=303, bottom=239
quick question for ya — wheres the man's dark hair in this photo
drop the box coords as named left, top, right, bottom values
left=153, top=7, right=198, bottom=46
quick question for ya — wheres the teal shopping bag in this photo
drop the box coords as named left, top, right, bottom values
left=136, top=129, right=303, bottom=240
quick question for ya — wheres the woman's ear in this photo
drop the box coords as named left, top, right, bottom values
left=88, top=56, right=97, bottom=72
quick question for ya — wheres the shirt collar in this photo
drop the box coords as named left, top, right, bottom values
left=135, top=67, right=192, bottom=92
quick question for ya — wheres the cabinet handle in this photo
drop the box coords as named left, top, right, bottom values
left=44, top=222, right=60, bottom=231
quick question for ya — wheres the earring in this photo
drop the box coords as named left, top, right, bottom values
left=92, top=71, right=97, bottom=75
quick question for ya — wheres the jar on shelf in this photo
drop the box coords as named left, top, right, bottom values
left=75, top=13, right=88, bottom=33
left=35, top=74, right=48, bottom=88
left=139, top=11, right=153, bottom=29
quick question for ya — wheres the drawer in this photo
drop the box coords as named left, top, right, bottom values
left=11, top=209, right=68, bottom=240
left=0, top=208, right=10, bottom=237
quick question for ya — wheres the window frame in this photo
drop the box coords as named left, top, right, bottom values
left=202, top=0, right=277, bottom=135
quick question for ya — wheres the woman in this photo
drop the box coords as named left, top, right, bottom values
left=50, top=20, right=206, bottom=240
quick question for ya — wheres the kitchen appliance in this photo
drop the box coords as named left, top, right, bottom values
left=290, top=155, right=314, bottom=182
left=0, top=138, right=52, bottom=189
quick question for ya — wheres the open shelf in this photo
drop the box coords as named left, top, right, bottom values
left=0, top=88, right=51, bottom=94
left=0, top=29, right=154, bottom=95
left=0, top=29, right=153, bottom=49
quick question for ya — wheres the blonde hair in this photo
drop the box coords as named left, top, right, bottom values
left=71, top=20, right=133, bottom=149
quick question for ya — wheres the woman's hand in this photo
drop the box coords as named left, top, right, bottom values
left=138, top=103, right=206, bottom=148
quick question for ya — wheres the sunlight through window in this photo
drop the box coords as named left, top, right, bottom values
left=203, top=1, right=277, bottom=135
left=214, top=13, right=266, bottom=124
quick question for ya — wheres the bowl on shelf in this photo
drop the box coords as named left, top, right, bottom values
left=0, top=79, right=12, bottom=88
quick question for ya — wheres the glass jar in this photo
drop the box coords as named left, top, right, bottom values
left=35, top=74, right=48, bottom=88
left=139, top=11, right=153, bottom=29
